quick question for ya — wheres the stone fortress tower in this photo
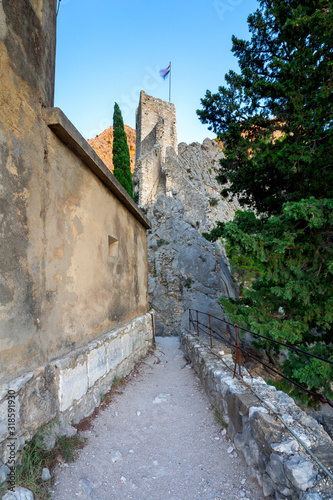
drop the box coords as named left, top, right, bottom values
left=134, top=91, right=178, bottom=206
left=134, top=91, right=241, bottom=233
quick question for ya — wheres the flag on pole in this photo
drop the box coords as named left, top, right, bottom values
left=159, top=64, right=171, bottom=80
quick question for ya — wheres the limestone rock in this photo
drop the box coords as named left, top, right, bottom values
left=88, top=124, right=136, bottom=173
left=148, top=195, right=237, bottom=336
left=171, top=140, right=242, bottom=232
left=2, top=487, right=34, bottom=500
left=283, top=455, right=317, bottom=491
left=41, top=434, right=56, bottom=451
left=41, top=467, right=51, bottom=481
left=111, top=450, right=123, bottom=463
left=0, top=464, right=10, bottom=484
left=79, top=478, right=92, bottom=496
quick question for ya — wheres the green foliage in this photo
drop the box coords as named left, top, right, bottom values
left=197, top=1, right=333, bottom=216
left=184, top=277, right=194, bottom=289
left=214, top=409, right=227, bottom=428
left=220, top=199, right=333, bottom=399
left=202, top=221, right=225, bottom=242
left=133, top=192, right=139, bottom=204
left=113, top=103, right=133, bottom=198
left=157, top=239, right=169, bottom=247
left=209, top=197, right=219, bottom=207
left=197, top=0, right=333, bottom=403
left=113, top=375, right=121, bottom=388
left=15, top=430, right=85, bottom=499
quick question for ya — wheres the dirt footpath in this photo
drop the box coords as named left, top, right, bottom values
left=51, top=337, right=264, bottom=500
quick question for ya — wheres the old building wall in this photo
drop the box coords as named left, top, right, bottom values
left=0, top=1, right=151, bottom=386
left=0, top=0, right=153, bottom=468
left=0, top=0, right=56, bottom=107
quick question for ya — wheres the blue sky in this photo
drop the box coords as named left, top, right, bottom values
left=55, top=0, right=259, bottom=144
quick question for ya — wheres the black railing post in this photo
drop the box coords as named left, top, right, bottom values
left=233, top=324, right=242, bottom=378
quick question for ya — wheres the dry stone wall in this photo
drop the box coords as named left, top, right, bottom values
left=181, top=331, right=333, bottom=500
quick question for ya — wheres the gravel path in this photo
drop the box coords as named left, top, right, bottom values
left=51, top=337, right=264, bottom=500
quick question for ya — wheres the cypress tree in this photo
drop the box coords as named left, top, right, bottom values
left=112, top=103, right=133, bottom=198
left=198, top=0, right=333, bottom=402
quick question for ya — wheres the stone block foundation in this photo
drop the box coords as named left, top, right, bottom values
left=0, top=314, right=153, bottom=470
left=180, top=330, right=333, bottom=500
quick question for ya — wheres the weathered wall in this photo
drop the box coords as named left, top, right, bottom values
left=0, top=0, right=150, bottom=382
left=0, top=314, right=153, bottom=468
left=0, top=0, right=57, bottom=107
left=135, top=91, right=177, bottom=163
left=134, top=91, right=177, bottom=206
left=181, top=331, right=333, bottom=500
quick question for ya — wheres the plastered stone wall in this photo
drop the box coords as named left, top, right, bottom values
left=0, top=0, right=151, bottom=383
left=181, top=331, right=333, bottom=500
left=0, top=1, right=151, bottom=481
left=0, top=314, right=153, bottom=465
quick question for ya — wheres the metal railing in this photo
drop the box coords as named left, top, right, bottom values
left=188, top=309, right=333, bottom=408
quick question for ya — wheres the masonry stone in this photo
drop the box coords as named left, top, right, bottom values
left=58, top=360, right=89, bottom=412
left=87, top=344, right=107, bottom=388
left=284, top=455, right=318, bottom=491
left=271, top=438, right=299, bottom=455
left=180, top=330, right=333, bottom=499
left=262, top=472, right=275, bottom=497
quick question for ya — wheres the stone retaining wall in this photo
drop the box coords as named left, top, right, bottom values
left=180, top=330, right=333, bottom=500
left=0, top=314, right=153, bottom=477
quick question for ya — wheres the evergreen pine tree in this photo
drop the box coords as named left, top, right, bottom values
left=198, top=0, right=333, bottom=402
left=112, top=103, right=133, bottom=198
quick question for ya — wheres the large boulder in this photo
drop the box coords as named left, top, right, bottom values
left=147, top=195, right=237, bottom=336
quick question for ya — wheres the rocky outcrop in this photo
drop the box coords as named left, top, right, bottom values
left=164, top=138, right=242, bottom=234
left=147, top=195, right=238, bottom=336
left=88, top=124, right=136, bottom=173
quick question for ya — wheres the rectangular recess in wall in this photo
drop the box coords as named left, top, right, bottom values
left=108, top=235, right=118, bottom=257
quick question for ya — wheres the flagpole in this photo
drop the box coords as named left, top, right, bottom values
left=169, top=61, right=171, bottom=102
